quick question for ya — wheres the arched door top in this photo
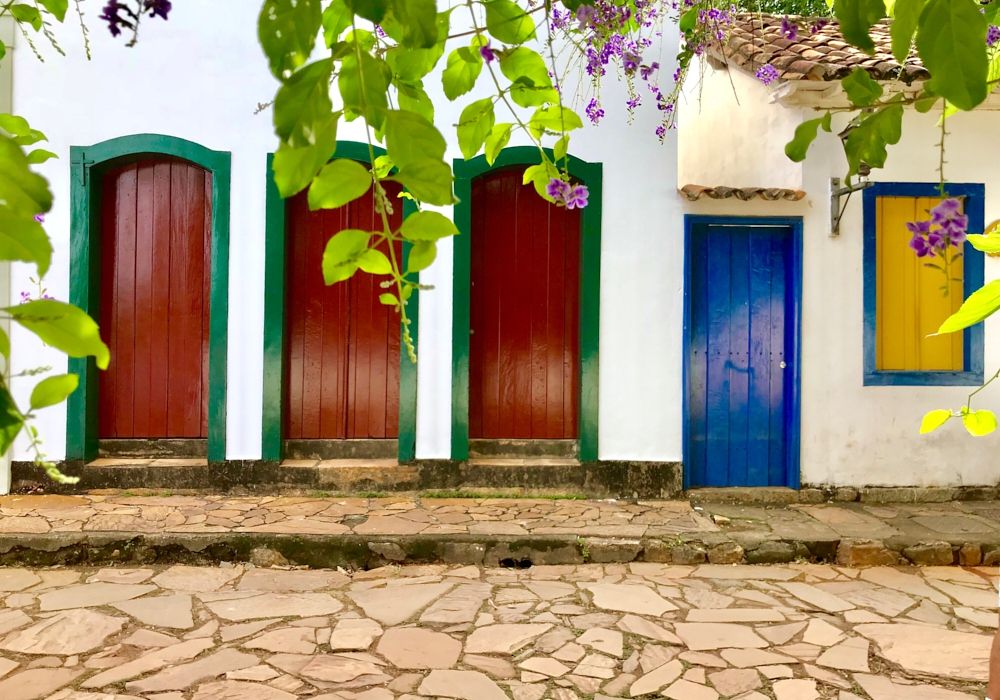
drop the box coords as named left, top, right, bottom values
left=68, top=134, right=231, bottom=462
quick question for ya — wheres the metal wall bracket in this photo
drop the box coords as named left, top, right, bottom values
left=830, top=177, right=874, bottom=237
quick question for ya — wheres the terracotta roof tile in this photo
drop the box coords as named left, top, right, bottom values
left=679, top=184, right=807, bottom=201
left=713, top=14, right=929, bottom=83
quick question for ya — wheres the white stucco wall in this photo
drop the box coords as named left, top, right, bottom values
left=9, top=2, right=685, bottom=463
left=680, top=63, right=1000, bottom=488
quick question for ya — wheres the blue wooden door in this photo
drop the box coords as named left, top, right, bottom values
left=686, top=222, right=798, bottom=488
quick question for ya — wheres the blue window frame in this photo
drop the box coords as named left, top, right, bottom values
left=863, top=182, right=985, bottom=386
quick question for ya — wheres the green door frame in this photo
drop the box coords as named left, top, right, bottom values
left=67, top=134, right=232, bottom=462
left=451, top=147, right=603, bottom=462
left=261, top=141, right=419, bottom=463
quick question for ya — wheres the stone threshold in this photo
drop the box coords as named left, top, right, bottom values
left=12, top=459, right=683, bottom=499
left=0, top=530, right=996, bottom=570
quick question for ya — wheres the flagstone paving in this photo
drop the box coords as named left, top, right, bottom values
left=0, top=562, right=994, bottom=700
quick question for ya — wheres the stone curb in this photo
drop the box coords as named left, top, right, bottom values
left=1, top=531, right=997, bottom=569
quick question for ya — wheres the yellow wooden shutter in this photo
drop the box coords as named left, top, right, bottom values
left=875, top=196, right=964, bottom=371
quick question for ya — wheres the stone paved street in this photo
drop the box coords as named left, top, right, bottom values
left=0, top=562, right=996, bottom=700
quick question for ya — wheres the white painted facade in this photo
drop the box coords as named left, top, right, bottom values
left=680, top=62, right=1000, bottom=488
left=6, top=2, right=685, bottom=467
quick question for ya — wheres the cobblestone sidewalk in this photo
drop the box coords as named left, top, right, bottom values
left=0, top=561, right=995, bottom=700
left=1, top=494, right=999, bottom=568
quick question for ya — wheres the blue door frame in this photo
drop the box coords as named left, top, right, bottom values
left=683, top=215, right=803, bottom=489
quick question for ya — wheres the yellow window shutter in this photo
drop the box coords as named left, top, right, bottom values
left=875, top=196, right=964, bottom=372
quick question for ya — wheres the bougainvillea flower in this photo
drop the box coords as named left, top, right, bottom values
left=480, top=41, right=496, bottom=64
left=780, top=18, right=798, bottom=40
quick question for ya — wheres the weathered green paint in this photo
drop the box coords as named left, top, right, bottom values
left=451, top=147, right=603, bottom=462
left=260, top=141, right=419, bottom=463
left=68, top=134, right=231, bottom=463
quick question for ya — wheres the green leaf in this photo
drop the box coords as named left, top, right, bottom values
left=271, top=112, right=340, bottom=198
left=0, top=386, right=23, bottom=457
left=937, top=278, right=1000, bottom=334
left=841, top=67, right=884, bottom=106
left=339, top=51, right=390, bottom=130
left=891, top=0, right=923, bottom=63
left=967, top=233, right=1000, bottom=253
left=11, top=4, right=42, bottom=30
left=834, top=0, right=885, bottom=53
left=388, top=45, right=444, bottom=82
left=962, top=408, right=998, bottom=436
left=379, top=292, right=400, bottom=307
left=346, top=0, right=389, bottom=23
left=0, top=205, right=53, bottom=277
left=259, top=0, right=323, bottom=80
left=26, top=149, right=57, bottom=165
left=374, top=155, right=394, bottom=178
left=389, top=159, right=455, bottom=205
left=0, top=327, right=7, bottom=360
left=307, top=159, right=372, bottom=210
left=322, top=0, right=354, bottom=47
left=986, top=0, right=1000, bottom=23
left=913, top=88, right=939, bottom=112
left=843, top=101, right=903, bottom=178
left=389, top=0, right=438, bottom=48
left=679, top=7, right=699, bottom=31
left=30, top=373, right=78, bottom=411
left=528, top=105, right=583, bottom=139
left=485, top=0, right=536, bottom=44
left=917, top=0, right=989, bottom=111
left=38, top=0, right=68, bottom=21
left=0, top=41, right=6, bottom=63
left=0, top=133, right=53, bottom=218
left=322, top=229, right=374, bottom=283
left=500, top=48, right=558, bottom=107
left=554, top=135, right=570, bottom=162
left=399, top=210, right=459, bottom=241
left=920, top=408, right=952, bottom=434
left=442, top=46, right=482, bottom=101
left=407, top=240, right=437, bottom=272
left=457, top=98, right=495, bottom=161
left=523, top=161, right=560, bottom=199
left=358, top=248, right=392, bottom=274
left=273, top=59, right=334, bottom=147
left=0, top=114, right=47, bottom=146
left=384, top=110, right=446, bottom=169
left=396, top=80, right=435, bottom=123
left=485, top=123, right=513, bottom=166
left=8, top=300, right=110, bottom=370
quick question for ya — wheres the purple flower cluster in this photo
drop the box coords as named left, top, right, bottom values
left=988, top=24, right=1000, bottom=47
left=585, top=98, right=605, bottom=124
left=546, top=179, right=589, bottom=209
left=480, top=41, right=496, bottom=64
left=33, top=213, right=44, bottom=224
left=907, top=199, right=969, bottom=257
left=100, top=0, right=171, bottom=39
left=756, top=64, right=779, bottom=85
left=780, top=18, right=798, bottom=41
left=811, top=19, right=828, bottom=34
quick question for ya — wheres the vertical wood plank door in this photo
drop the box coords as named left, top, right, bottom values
left=283, top=180, right=403, bottom=440
left=687, top=224, right=794, bottom=487
left=99, top=159, right=212, bottom=439
left=469, top=168, right=581, bottom=440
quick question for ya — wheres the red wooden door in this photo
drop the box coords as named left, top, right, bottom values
left=283, top=180, right=403, bottom=439
left=99, top=159, right=212, bottom=439
left=469, top=168, right=581, bottom=439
